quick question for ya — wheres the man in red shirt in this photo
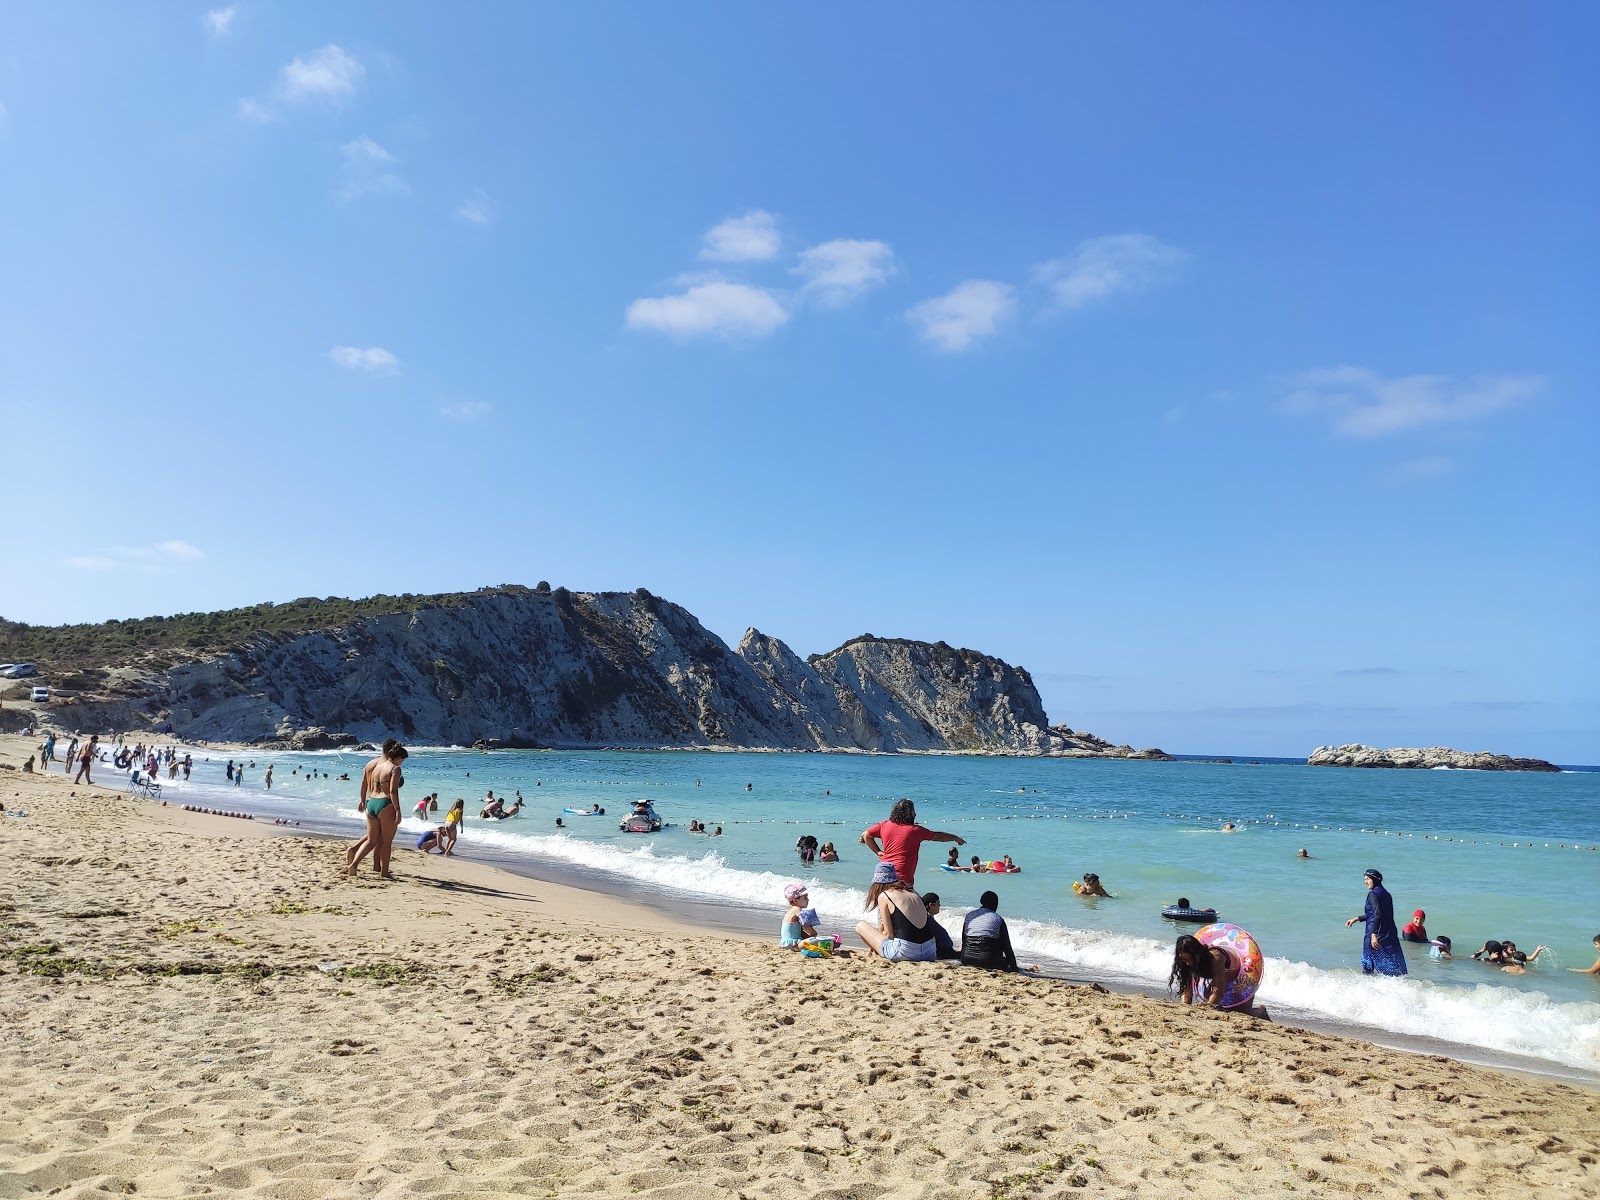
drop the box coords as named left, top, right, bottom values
left=859, top=798, right=965, bottom=889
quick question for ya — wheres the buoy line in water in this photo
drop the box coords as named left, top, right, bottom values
left=1159, top=814, right=1599, bottom=850
left=699, top=811, right=1598, bottom=850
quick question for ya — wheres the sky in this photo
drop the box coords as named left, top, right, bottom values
left=2, top=4, right=1597, bottom=761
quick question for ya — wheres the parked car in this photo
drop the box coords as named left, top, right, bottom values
left=2, top=663, right=39, bottom=678
left=30, top=686, right=50, bottom=702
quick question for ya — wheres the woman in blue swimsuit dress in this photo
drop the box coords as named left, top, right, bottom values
left=1346, top=868, right=1407, bottom=976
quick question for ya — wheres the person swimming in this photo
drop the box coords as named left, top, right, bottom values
left=1074, top=872, right=1112, bottom=898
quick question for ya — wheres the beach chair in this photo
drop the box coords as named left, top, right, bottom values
left=127, top=771, right=161, bottom=799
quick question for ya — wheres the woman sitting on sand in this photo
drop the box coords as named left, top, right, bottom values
left=854, top=862, right=938, bottom=963
left=346, top=739, right=407, bottom=880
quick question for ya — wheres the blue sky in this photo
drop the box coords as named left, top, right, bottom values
left=3, top=5, right=1596, bottom=760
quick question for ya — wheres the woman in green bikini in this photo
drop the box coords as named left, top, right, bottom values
left=346, top=739, right=408, bottom=879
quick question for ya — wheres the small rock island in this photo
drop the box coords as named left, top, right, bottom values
left=1307, top=744, right=1561, bottom=772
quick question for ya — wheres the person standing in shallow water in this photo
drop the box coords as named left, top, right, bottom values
left=858, top=798, right=965, bottom=890
left=1346, top=868, right=1407, bottom=976
left=72, top=736, right=98, bottom=785
left=347, top=739, right=407, bottom=879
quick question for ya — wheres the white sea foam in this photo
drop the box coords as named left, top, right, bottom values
left=427, top=822, right=1600, bottom=1072
left=413, top=818, right=873, bottom=919
left=154, top=761, right=1599, bottom=1076
left=999, top=915, right=1600, bottom=1071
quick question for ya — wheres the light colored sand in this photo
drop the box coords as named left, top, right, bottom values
left=2, top=734, right=1597, bottom=1199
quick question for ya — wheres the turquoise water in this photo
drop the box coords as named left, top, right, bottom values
left=180, top=748, right=1600, bottom=1072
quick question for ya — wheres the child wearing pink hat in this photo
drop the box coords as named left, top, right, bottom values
left=780, top=883, right=819, bottom=948
left=1401, top=909, right=1429, bottom=943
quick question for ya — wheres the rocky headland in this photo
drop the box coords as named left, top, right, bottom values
left=1307, top=744, right=1561, bottom=772
left=1, top=584, right=1168, bottom=759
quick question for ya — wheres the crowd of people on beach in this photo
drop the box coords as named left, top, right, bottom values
left=26, top=728, right=1596, bottom=1006
left=29, top=732, right=194, bottom=788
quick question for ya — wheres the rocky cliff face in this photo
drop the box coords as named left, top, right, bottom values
left=1307, top=744, right=1561, bottom=772
left=35, top=587, right=1165, bottom=758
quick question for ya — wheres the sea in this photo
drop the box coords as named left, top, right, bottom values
left=165, top=747, right=1600, bottom=1079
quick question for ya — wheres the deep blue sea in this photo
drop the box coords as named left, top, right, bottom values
left=175, top=747, right=1600, bottom=1074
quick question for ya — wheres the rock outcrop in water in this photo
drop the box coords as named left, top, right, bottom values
left=16, top=586, right=1167, bottom=758
left=1307, top=744, right=1561, bottom=772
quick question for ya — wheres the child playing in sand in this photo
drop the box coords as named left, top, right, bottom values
left=780, top=884, right=818, bottom=948
left=415, top=824, right=456, bottom=855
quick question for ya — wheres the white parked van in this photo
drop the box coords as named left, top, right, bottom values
left=30, top=686, right=50, bottom=703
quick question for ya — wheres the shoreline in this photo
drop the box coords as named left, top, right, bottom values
left=13, top=735, right=1599, bottom=1081
left=9, top=737, right=1600, bottom=1087
left=5, top=747, right=1599, bottom=1197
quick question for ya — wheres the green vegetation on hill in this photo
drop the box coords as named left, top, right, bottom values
left=0, top=584, right=541, bottom=671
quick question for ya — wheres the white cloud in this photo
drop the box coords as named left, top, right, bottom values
left=440, top=401, right=491, bottom=420
left=338, top=136, right=406, bottom=201
left=700, top=210, right=780, bottom=262
left=237, top=44, right=364, bottom=122
left=794, top=239, right=895, bottom=305
left=235, top=97, right=274, bottom=123
left=906, top=280, right=1016, bottom=351
left=278, top=44, right=364, bottom=103
left=329, top=345, right=400, bottom=373
left=1035, top=233, right=1185, bottom=309
left=66, top=541, right=205, bottom=572
left=204, top=6, right=237, bottom=36
left=157, top=539, right=205, bottom=561
left=1384, top=455, right=1455, bottom=484
left=627, top=280, right=789, bottom=339
left=457, top=188, right=492, bottom=225
left=1282, top=367, right=1543, bottom=437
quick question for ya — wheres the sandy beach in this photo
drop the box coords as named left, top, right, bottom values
left=2, top=735, right=1597, bottom=1199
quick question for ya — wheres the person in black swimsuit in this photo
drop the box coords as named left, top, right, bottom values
left=855, top=862, right=938, bottom=962
left=960, top=890, right=1035, bottom=972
